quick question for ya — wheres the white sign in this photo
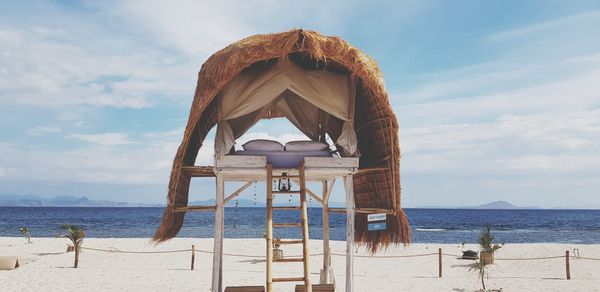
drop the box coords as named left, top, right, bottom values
left=367, top=213, right=386, bottom=222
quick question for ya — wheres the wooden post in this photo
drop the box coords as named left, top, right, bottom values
left=299, top=162, right=312, bottom=292
left=321, top=180, right=331, bottom=284
left=438, top=248, right=442, bottom=278
left=212, top=174, right=225, bottom=292
left=566, top=250, right=571, bottom=280
left=191, top=244, right=195, bottom=271
left=266, top=164, right=273, bottom=292
left=344, top=175, right=355, bottom=292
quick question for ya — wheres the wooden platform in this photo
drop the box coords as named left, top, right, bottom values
left=181, top=165, right=215, bottom=177
left=213, top=156, right=359, bottom=181
left=224, top=286, right=265, bottom=292
left=295, top=284, right=335, bottom=291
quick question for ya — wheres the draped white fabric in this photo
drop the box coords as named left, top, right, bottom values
left=214, top=58, right=357, bottom=158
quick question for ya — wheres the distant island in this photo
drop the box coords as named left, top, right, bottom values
left=0, top=194, right=162, bottom=207
left=0, top=195, right=538, bottom=209
left=0, top=194, right=344, bottom=208
left=468, top=200, right=539, bottom=209
left=416, top=200, right=540, bottom=209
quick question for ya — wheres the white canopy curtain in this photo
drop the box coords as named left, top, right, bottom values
left=214, top=58, right=357, bottom=159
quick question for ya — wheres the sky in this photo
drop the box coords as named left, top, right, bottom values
left=1, top=1, right=600, bottom=208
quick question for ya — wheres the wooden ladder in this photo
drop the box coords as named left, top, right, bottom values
left=266, top=163, right=312, bottom=292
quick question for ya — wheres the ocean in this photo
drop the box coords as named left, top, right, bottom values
left=1, top=207, right=600, bottom=243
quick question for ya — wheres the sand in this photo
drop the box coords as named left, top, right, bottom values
left=1, top=237, right=599, bottom=291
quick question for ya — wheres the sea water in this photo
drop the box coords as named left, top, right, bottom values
left=1, top=207, right=600, bottom=243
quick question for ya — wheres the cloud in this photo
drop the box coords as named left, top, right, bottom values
left=107, top=0, right=350, bottom=56
left=398, top=55, right=600, bottom=176
left=142, top=128, right=184, bottom=140
left=68, top=132, right=135, bottom=146
left=0, top=129, right=312, bottom=185
left=402, top=109, right=600, bottom=172
left=0, top=19, right=196, bottom=110
left=396, top=51, right=600, bottom=108
left=108, top=0, right=252, bottom=56
left=485, top=10, right=600, bottom=42
left=27, top=126, right=62, bottom=136
left=0, top=137, right=177, bottom=185
left=393, top=12, right=600, bottom=207
left=3, top=2, right=600, bottom=208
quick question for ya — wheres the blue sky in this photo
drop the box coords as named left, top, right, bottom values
left=1, top=1, right=600, bottom=208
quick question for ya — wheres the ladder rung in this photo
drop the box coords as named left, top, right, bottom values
left=274, top=257, right=305, bottom=262
left=273, top=223, right=302, bottom=228
left=273, top=175, right=300, bottom=178
left=272, top=190, right=301, bottom=194
left=273, top=206, right=301, bottom=211
left=272, top=277, right=305, bottom=282
left=278, top=239, right=303, bottom=245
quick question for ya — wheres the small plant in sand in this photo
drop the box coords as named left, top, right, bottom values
left=19, top=227, right=31, bottom=243
left=469, top=260, right=488, bottom=291
left=56, top=224, right=86, bottom=268
left=469, top=260, right=503, bottom=292
left=478, top=225, right=502, bottom=265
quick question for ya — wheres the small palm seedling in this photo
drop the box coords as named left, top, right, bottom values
left=56, top=224, right=86, bottom=268
left=469, top=260, right=488, bottom=291
left=469, top=259, right=503, bottom=292
left=19, top=227, right=31, bottom=244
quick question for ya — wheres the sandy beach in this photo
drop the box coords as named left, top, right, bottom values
left=1, top=237, right=599, bottom=291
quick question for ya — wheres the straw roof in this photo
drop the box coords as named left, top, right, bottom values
left=153, top=29, right=410, bottom=251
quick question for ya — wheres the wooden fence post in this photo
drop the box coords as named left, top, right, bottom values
left=566, top=250, right=571, bottom=280
left=438, top=248, right=442, bottom=278
left=191, top=244, right=195, bottom=271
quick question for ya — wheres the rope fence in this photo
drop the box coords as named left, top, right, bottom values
left=76, top=244, right=600, bottom=279
left=494, top=255, right=566, bottom=261
left=578, top=256, right=600, bottom=261
left=81, top=246, right=192, bottom=254
left=333, top=252, right=439, bottom=258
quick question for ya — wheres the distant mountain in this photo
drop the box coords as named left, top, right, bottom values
left=0, top=194, right=162, bottom=207
left=416, top=200, right=539, bottom=209
left=0, top=193, right=345, bottom=208
left=466, top=200, right=539, bottom=210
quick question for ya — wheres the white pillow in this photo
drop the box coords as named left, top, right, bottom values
left=285, top=140, right=329, bottom=151
left=242, top=139, right=284, bottom=151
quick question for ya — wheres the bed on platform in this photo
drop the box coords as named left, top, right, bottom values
left=230, top=139, right=333, bottom=168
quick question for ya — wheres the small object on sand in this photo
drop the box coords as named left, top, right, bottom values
left=0, top=256, right=20, bottom=270
left=462, top=250, right=479, bottom=260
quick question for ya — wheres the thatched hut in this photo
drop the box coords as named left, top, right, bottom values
left=153, top=29, right=410, bottom=292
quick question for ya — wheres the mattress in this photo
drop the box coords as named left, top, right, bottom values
left=232, top=149, right=331, bottom=168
